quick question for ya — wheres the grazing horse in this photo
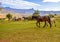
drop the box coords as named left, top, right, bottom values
left=15, top=18, right=21, bottom=21
left=32, top=16, right=52, bottom=28
left=51, top=18, right=56, bottom=27
left=46, top=18, right=56, bottom=27
left=12, top=17, right=21, bottom=21
left=23, top=17, right=28, bottom=20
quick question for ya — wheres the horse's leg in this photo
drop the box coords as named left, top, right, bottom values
left=46, top=24, right=48, bottom=26
left=38, top=22, right=40, bottom=28
left=43, top=21, right=46, bottom=28
left=54, top=21, right=56, bottom=27
left=48, top=21, right=52, bottom=28
left=36, top=21, right=40, bottom=28
left=36, top=21, right=38, bottom=27
left=46, top=22, right=48, bottom=27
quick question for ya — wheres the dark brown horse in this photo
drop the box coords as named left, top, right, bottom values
left=32, top=16, right=52, bottom=28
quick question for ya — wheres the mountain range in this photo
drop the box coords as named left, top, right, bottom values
left=1, top=7, right=60, bottom=15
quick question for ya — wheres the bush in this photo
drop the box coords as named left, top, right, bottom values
left=28, top=16, right=32, bottom=20
left=6, top=13, right=12, bottom=21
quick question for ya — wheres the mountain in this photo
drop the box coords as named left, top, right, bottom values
left=2, top=7, right=60, bottom=15
left=3, top=7, right=34, bottom=14
left=40, top=11, right=60, bottom=15
left=0, top=7, right=33, bottom=17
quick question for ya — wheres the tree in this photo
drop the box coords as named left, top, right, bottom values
left=33, top=10, right=40, bottom=16
left=6, top=13, right=12, bottom=21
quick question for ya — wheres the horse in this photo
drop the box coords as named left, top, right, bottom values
left=32, top=16, right=52, bottom=28
left=46, top=18, right=56, bottom=27
left=23, top=16, right=28, bottom=21
left=12, top=17, right=21, bottom=21
left=15, top=18, right=21, bottom=21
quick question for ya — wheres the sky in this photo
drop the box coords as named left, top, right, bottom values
left=0, top=0, right=60, bottom=11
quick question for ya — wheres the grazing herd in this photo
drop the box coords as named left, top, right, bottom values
left=12, top=16, right=56, bottom=28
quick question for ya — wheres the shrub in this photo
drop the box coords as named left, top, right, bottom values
left=6, top=13, right=12, bottom=21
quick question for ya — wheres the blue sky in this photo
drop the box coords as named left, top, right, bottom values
left=0, top=0, right=60, bottom=11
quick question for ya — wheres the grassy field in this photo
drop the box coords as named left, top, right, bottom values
left=0, top=20, right=60, bottom=42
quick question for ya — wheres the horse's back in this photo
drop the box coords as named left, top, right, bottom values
left=38, top=16, right=50, bottom=21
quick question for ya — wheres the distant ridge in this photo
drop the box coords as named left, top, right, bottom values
left=1, top=7, right=60, bottom=15
left=3, top=7, right=34, bottom=14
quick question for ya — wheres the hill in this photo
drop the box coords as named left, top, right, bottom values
left=3, top=7, right=60, bottom=15
left=0, top=7, right=60, bottom=16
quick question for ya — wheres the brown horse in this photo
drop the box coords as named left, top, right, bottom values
left=32, top=16, right=52, bottom=28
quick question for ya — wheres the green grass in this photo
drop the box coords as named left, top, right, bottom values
left=0, top=20, right=60, bottom=42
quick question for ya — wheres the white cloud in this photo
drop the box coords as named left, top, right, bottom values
left=43, top=0, right=60, bottom=2
left=0, top=0, right=41, bottom=9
